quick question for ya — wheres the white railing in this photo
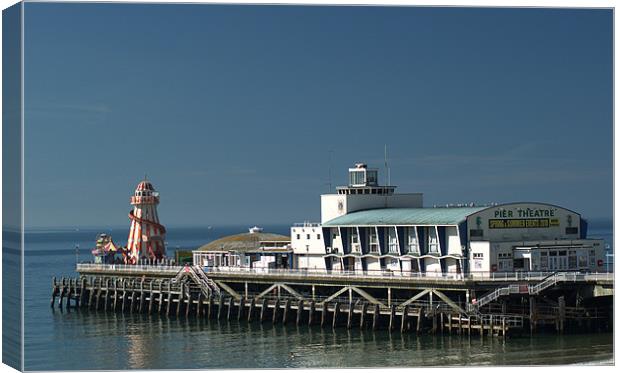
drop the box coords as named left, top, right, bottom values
left=76, top=263, right=614, bottom=283
left=77, top=263, right=183, bottom=273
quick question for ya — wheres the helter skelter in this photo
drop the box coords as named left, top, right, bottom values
left=127, top=179, right=167, bottom=263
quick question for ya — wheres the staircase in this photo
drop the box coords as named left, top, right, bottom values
left=174, top=265, right=221, bottom=297
left=469, top=272, right=566, bottom=313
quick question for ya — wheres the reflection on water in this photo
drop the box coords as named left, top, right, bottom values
left=34, top=310, right=613, bottom=370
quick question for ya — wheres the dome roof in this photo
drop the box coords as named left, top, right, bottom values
left=195, top=231, right=290, bottom=253
left=136, top=180, right=155, bottom=191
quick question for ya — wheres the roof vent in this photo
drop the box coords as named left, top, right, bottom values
left=249, top=226, right=264, bottom=234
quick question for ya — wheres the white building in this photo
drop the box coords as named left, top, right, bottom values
left=291, top=163, right=606, bottom=276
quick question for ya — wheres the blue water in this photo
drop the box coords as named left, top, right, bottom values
left=20, top=223, right=613, bottom=370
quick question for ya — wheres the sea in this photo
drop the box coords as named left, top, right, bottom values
left=18, top=222, right=614, bottom=370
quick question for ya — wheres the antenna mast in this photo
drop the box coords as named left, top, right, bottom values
left=384, top=145, right=391, bottom=186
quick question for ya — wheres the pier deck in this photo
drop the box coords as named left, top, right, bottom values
left=51, top=264, right=613, bottom=336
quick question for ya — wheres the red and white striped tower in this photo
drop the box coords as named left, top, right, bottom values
left=127, top=179, right=166, bottom=264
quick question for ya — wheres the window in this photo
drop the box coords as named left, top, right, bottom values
left=566, top=227, right=578, bottom=235
left=469, top=229, right=483, bottom=237
left=473, top=253, right=483, bottom=259
left=307, top=234, right=310, bottom=240
left=317, top=234, right=321, bottom=240
left=296, top=234, right=300, bottom=240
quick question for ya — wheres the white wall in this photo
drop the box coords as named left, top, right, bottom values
left=469, top=241, right=491, bottom=276
left=320, top=193, right=423, bottom=223
left=291, top=225, right=326, bottom=256
left=467, top=203, right=582, bottom=242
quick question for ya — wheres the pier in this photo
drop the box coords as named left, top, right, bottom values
left=50, top=264, right=613, bottom=336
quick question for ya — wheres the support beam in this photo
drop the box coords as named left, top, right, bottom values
left=322, top=286, right=350, bottom=304
left=255, top=284, right=278, bottom=300
left=215, top=281, right=241, bottom=300
left=279, top=284, right=306, bottom=301
left=431, top=289, right=465, bottom=314
left=400, top=289, right=431, bottom=308
left=351, top=287, right=386, bottom=307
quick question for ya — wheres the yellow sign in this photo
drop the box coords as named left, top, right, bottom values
left=489, top=218, right=552, bottom=229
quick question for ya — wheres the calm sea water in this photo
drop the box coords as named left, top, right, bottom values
left=22, top=224, right=614, bottom=370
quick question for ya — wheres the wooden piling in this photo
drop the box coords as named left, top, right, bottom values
left=238, top=296, right=245, bottom=321
left=227, top=297, right=233, bottom=321
left=401, top=305, right=409, bottom=333
left=321, top=302, right=327, bottom=327
left=372, top=304, right=379, bottom=331
left=283, top=299, right=291, bottom=324
left=260, top=299, right=267, bottom=322
left=416, top=308, right=422, bottom=334
left=273, top=299, right=280, bottom=324
left=448, top=314, right=453, bottom=334
left=176, top=292, right=183, bottom=317
left=388, top=305, right=395, bottom=332
left=360, top=303, right=367, bottom=329
left=440, top=313, right=444, bottom=333
left=185, top=292, right=192, bottom=318
left=166, top=292, right=173, bottom=316
left=347, top=302, right=354, bottom=329
left=208, top=296, right=214, bottom=319
left=248, top=298, right=255, bottom=322
left=308, top=301, right=315, bottom=326
left=297, top=300, right=304, bottom=326
left=332, top=302, right=340, bottom=329
left=217, top=296, right=223, bottom=319
left=50, top=278, right=57, bottom=309
left=197, top=293, right=203, bottom=317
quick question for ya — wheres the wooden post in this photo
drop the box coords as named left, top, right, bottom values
left=440, top=313, right=444, bottom=333
left=260, top=299, right=267, bottom=322
left=372, top=304, right=380, bottom=331
left=297, top=300, right=304, bottom=326
left=185, top=292, right=192, bottom=318
left=197, top=293, right=203, bottom=317
left=388, top=304, right=395, bottom=332
left=558, top=296, right=566, bottom=334
left=458, top=314, right=462, bottom=334
left=312, top=285, right=316, bottom=300
left=360, top=303, right=368, bottom=329
left=122, top=282, right=128, bottom=313
left=245, top=282, right=249, bottom=298
left=432, top=313, right=437, bottom=334
left=177, top=292, right=183, bottom=317
left=283, top=299, right=291, bottom=324
left=273, top=299, right=280, bottom=324
left=347, top=302, right=354, bottom=329
left=166, top=291, right=173, bottom=316
left=217, top=296, right=224, bottom=319
left=238, top=296, right=245, bottom=321
left=50, top=278, right=57, bottom=309
left=416, top=309, right=422, bottom=334
left=208, top=296, right=214, bottom=319
left=448, top=314, right=453, bottom=334
left=308, top=301, right=315, bottom=326
left=401, top=306, right=409, bottom=333
left=387, top=287, right=391, bottom=307
left=248, top=298, right=256, bottom=322
left=66, top=282, right=73, bottom=310
left=227, top=297, right=233, bottom=321
left=321, top=302, right=327, bottom=328
left=468, top=317, right=472, bottom=337
left=480, top=317, right=484, bottom=337
left=332, top=302, right=340, bottom=329
left=502, top=317, right=506, bottom=339
left=148, top=283, right=154, bottom=314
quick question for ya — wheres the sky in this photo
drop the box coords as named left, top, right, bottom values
left=22, top=3, right=613, bottom=228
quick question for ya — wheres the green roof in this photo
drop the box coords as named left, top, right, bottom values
left=323, top=207, right=487, bottom=227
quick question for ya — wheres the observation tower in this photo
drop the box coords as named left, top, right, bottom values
left=127, top=179, right=166, bottom=263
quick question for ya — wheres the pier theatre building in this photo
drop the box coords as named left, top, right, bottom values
left=291, top=163, right=605, bottom=276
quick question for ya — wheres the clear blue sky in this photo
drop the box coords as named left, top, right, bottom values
left=23, top=3, right=612, bottom=228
